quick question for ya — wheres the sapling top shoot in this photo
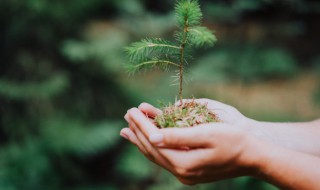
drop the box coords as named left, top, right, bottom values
left=125, top=0, right=219, bottom=128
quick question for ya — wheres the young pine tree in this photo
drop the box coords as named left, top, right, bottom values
left=125, top=0, right=219, bottom=128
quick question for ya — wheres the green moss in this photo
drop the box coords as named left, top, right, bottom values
left=154, top=101, right=219, bottom=128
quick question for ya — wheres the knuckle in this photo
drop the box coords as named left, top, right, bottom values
left=145, top=146, right=154, bottom=158
left=173, top=163, right=194, bottom=178
left=163, top=131, right=177, bottom=145
left=175, top=167, right=188, bottom=177
left=144, top=145, right=154, bottom=155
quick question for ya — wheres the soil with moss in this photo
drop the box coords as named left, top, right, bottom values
left=154, top=101, right=219, bottom=128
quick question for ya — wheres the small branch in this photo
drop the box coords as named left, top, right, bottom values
left=134, top=60, right=179, bottom=68
left=136, top=43, right=180, bottom=52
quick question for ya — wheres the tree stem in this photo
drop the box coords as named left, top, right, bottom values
left=179, top=19, right=188, bottom=105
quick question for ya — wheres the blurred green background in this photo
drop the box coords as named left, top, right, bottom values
left=1, top=0, right=320, bottom=189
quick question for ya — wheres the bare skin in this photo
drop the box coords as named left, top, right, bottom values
left=136, top=99, right=320, bottom=157
left=120, top=99, right=320, bottom=189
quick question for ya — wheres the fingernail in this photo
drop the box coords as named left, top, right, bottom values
left=149, top=133, right=163, bottom=144
left=124, top=114, right=130, bottom=122
left=138, top=102, right=148, bottom=109
left=120, top=132, right=129, bottom=140
left=128, top=108, right=137, bottom=113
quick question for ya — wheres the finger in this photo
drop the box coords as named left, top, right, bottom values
left=129, top=119, right=173, bottom=170
left=125, top=113, right=152, bottom=154
left=130, top=121, right=154, bottom=154
left=127, top=108, right=159, bottom=137
left=125, top=113, right=155, bottom=156
left=121, top=128, right=154, bottom=157
left=149, top=125, right=212, bottom=148
left=193, top=99, right=243, bottom=124
left=159, top=148, right=211, bottom=173
left=126, top=112, right=174, bottom=170
left=126, top=112, right=156, bottom=128
left=121, top=127, right=149, bottom=154
left=196, top=99, right=232, bottom=113
left=138, top=102, right=162, bottom=118
left=124, top=113, right=135, bottom=131
left=125, top=113, right=173, bottom=168
left=175, top=98, right=227, bottom=110
left=120, top=128, right=136, bottom=143
left=127, top=112, right=159, bottom=159
left=130, top=123, right=157, bottom=160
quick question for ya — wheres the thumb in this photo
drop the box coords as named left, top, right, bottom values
left=149, top=126, right=210, bottom=148
left=138, top=102, right=162, bottom=118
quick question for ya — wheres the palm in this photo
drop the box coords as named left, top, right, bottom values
left=139, top=99, right=248, bottom=127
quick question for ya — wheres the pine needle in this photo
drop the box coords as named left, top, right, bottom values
left=188, top=26, right=217, bottom=47
left=175, top=0, right=202, bottom=28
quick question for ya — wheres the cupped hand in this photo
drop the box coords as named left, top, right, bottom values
left=138, top=98, right=252, bottom=129
left=121, top=108, right=257, bottom=185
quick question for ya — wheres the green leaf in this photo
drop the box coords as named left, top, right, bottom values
left=175, top=0, right=202, bottom=28
left=188, top=26, right=217, bottom=47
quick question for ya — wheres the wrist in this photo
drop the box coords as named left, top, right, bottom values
left=241, top=118, right=271, bottom=142
left=241, top=134, right=283, bottom=179
left=241, top=132, right=320, bottom=189
left=237, top=133, right=266, bottom=177
left=238, top=117, right=259, bottom=135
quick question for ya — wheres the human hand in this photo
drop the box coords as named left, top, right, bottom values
left=121, top=101, right=320, bottom=188
left=138, top=98, right=253, bottom=130
left=121, top=108, right=257, bottom=185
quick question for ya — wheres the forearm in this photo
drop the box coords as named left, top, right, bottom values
left=246, top=118, right=320, bottom=157
left=248, top=136, right=320, bottom=190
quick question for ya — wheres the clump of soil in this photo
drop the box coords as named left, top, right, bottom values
left=154, top=101, right=219, bottom=128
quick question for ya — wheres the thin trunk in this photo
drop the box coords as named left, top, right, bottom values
left=179, top=46, right=184, bottom=105
left=179, top=19, right=188, bottom=105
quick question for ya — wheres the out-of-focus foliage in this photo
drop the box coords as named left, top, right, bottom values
left=0, top=0, right=319, bottom=189
left=0, top=0, right=133, bottom=189
left=314, top=59, right=320, bottom=106
left=190, top=47, right=298, bottom=83
left=203, top=0, right=320, bottom=22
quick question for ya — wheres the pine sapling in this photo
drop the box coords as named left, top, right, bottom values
left=125, top=0, right=219, bottom=128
